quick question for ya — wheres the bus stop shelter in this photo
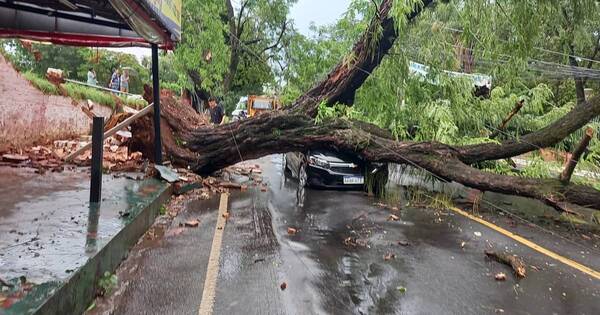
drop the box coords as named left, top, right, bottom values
left=0, top=0, right=182, bottom=166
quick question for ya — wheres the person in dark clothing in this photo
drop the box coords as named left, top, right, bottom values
left=208, top=96, right=224, bottom=124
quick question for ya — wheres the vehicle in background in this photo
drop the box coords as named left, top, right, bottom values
left=231, top=96, right=248, bottom=121
left=231, top=95, right=280, bottom=121
left=284, top=149, right=388, bottom=192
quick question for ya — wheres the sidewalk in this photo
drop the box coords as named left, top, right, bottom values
left=0, top=166, right=170, bottom=315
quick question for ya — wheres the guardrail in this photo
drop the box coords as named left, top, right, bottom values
left=64, top=78, right=141, bottom=98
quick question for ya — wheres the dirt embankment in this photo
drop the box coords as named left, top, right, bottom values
left=0, top=54, right=111, bottom=151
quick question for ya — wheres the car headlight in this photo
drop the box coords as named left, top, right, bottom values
left=309, top=156, right=330, bottom=169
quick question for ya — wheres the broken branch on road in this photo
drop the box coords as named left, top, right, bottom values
left=485, top=250, right=527, bottom=278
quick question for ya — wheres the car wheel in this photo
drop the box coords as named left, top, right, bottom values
left=298, top=163, right=308, bottom=187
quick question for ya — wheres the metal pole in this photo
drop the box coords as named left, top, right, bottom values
left=151, top=43, right=163, bottom=165
left=90, top=116, right=104, bottom=203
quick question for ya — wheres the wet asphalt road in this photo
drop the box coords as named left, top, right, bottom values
left=103, top=155, right=600, bottom=315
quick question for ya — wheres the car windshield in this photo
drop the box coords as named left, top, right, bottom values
left=253, top=99, right=272, bottom=109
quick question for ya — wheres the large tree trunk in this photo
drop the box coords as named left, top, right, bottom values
left=132, top=0, right=600, bottom=211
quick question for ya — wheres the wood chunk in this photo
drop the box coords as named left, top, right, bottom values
left=485, top=250, right=526, bottom=278
left=2, top=154, right=29, bottom=163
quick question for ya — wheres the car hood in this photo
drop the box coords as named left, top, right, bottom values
left=310, top=150, right=360, bottom=164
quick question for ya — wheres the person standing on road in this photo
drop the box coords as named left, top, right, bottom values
left=87, top=67, right=97, bottom=86
left=109, top=68, right=120, bottom=92
left=208, top=96, right=224, bottom=125
left=120, top=69, right=130, bottom=93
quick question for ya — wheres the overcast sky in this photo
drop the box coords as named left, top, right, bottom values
left=109, top=0, right=351, bottom=61
left=290, top=0, right=349, bottom=35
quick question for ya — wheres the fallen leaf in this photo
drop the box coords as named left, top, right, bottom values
left=287, top=227, right=297, bottom=235
left=355, top=238, right=368, bottom=247
left=280, top=282, right=287, bottom=290
left=581, top=234, right=591, bottom=241
left=384, top=253, right=396, bottom=261
left=184, top=219, right=200, bottom=227
left=387, top=214, right=400, bottom=221
left=396, top=286, right=407, bottom=293
left=494, top=272, right=506, bottom=281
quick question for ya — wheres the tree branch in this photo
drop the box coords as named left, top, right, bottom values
left=262, top=21, right=288, bottom=52
left=458, top=93, right=600, bottom=164
left=290, top=0, right=434, bottom=116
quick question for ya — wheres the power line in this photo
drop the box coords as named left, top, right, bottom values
left=429, top=21, right=600, bottom=66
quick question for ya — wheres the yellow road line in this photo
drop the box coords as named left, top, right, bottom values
left=447, top=206, right=600, bottom=280
left=199, top=193, right=229, bottom=315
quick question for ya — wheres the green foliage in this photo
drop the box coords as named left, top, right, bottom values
left=2, top=40, right=150, bottom=94
left=315, top=102, right=361, bottom=124
left=63, top=83, right=117, bottom=108
left=22, top=71, right=59, bottom=95
left=20, top=71, right=148, bottom=109
left=161, top=81, right=183, bottom=96
left=97, top=271, right=118, bottom=297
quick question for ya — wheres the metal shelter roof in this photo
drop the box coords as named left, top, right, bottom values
left=0, top=0, right=181, bottom=48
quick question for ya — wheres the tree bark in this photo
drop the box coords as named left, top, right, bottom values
left=489, top=99, right=525, bottom=138
left=132, top=0, right=600, bottom=212
left=560, top=127, right=594, bottom=183
left=291, top=0, right=435, bottom=117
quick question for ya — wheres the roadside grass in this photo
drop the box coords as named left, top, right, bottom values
left=22, top=71, right=59, bottom=95
left=63, top=82, right=116, bottom=108
left=22, top=71, right=148, bottom=109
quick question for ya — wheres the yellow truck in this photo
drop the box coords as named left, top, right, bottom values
left=231, top=95, right=281, bottom=120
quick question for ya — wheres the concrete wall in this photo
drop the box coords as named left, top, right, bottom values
left=0, top=55, right=112, bottom=150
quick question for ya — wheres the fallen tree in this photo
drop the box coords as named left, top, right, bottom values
left=131, top=0, right=600, bottom=211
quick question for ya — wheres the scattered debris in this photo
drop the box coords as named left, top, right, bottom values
left=474, top=231, right=482, bottom=237
left=494, top=272, right=507, bottom=281
left=397, top=240, right=410, bottom=246
left=222, top=212, right=230, bottom=220
left=2, top=154, right=29, bottom=163
left=344, top=236, right=368, bottom=247
left=396, top=286, right=407, bottom=293
left=460, top=241, right=466, bottom=248
left=485, top=250, right=527, bottom=278
left=374, top=202, right=400, bottom=211
left=183, top=219, right=200, bottom=228
left=280, top=282, right=287, bottom=290
left=155, top=165, right=180, bottom=183
left=287, top=227, right=297, bottom=235
left=387, top=214, right=400, bottom=221
left=384, top=253, right=396, bottom=261
left=166, top=227, right=186, bottom=237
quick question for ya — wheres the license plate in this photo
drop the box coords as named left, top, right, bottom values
left=343, top=176, right=364, bottom=185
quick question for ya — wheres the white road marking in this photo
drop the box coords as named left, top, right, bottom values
left=199, top=193, right=229, bottom=315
